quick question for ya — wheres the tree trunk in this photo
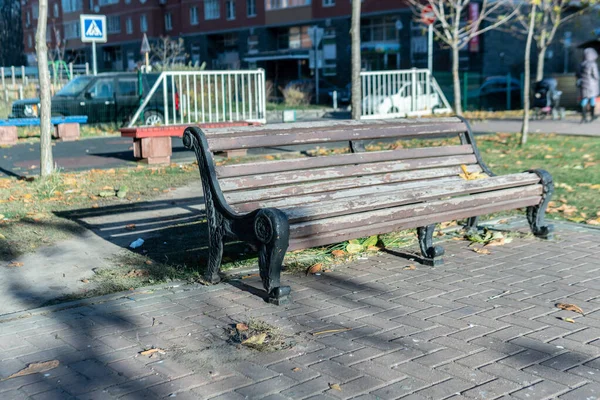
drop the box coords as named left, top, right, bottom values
left=536, top=46, right=547, bottom=82
left=452, top=45, right=463, bottom=116
left=350, top=0, right=361, bottom=120
left=36, top=0, right=53, bottom=176
left=521, top=3, right=537, bottom=146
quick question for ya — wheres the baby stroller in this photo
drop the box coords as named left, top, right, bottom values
left=533, top=78, right=566, bottom=120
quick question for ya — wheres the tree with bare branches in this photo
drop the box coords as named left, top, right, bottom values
left=509, top=0, right=596, bottom=82
left=35, top=0, right=53, bottom=176
left=151, top=36, right=187, bottom=70
left=350, top=0, right=361, bottom=120
left=407, top=0, right=518, bottom=115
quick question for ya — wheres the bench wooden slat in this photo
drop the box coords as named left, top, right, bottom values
left=288, top=194, right=542, bottom=250
left=207, top=121, right=467, bottom=151
left=231, top=175, right=473, bottom=213
left=216, top=145, right=474, bottom=178
left=219, top=154, right=479, bottom=191
left=280, top=173, right=540, bottom=223
left=224, top=165, right=483, bottom=206
left=289, top=185, right=542, bottom=239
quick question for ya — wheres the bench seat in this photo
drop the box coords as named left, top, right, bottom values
left=183, top=118, right=554, bottom=304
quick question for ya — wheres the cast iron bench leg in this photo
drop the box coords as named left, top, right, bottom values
left=254, top=209, right=291, bottom=305
left=527, top=169, right=555, bottom=239
left=417, top=224, right=445, bottom=267
left=205, top=210, right=225, bottom=284
left=464, top=216, right=479, bottom=234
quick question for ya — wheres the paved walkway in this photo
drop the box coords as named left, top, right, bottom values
left=1, top=223, right=600, bottom=399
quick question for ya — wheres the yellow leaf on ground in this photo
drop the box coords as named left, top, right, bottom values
left=311, top=328, right=352, bottom=336
left=292, top=367, right=302, bottom=372
left=332, top=250, right=347, bottom=258
left=23, top=194, right=32, bottom=200
left=81, top=279, right=89, bottom=283
left=556, top=303, right=584, bottom=315
left=473, top=248, right=491, bottom=255
left=346, top=243, right=363, bottom=254
left=0, top=233, right=5, bottom=240
left=485, top=238, right=505, bottom=247
left=306, top=263, right=323, bottom=275
left=587, top=219, right=600, bottom=225
left=1, top=360, right=59, bottom=381
left=562, top=317, right=575, bottom=323
left=8, top=261, right=23, bottom=267
left=404, top=265, right=417, bottom=270
left=242, top=333, right=267, bottom=345
left=367, top=246, right=381, bottom=252
left=329, top=383, right=342, bottom=391
left=139, top=348, right=166, bottom=356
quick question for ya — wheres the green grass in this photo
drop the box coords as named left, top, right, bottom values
left=266, top=102, right=330, bottom=111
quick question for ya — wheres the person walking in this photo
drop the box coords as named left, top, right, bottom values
left=578, top=48, right=599, bottom=123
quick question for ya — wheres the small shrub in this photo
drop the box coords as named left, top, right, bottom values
left=280, top=84, right=312, bottom=107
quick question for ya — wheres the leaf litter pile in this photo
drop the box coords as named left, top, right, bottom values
left=227, top=319, right=294, bottom=352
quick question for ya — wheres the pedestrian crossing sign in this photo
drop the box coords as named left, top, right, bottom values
left=80, top=14, right=107, bottom=43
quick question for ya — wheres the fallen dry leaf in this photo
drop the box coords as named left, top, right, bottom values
left=586, top=218, right=600, bottom=225
left=306, top=263, right=323, bottom=276
left=561, top=317, right=575, bottom=323
left=236, top=323, right=249, bottom=331
left=556, top=303, right=584, bottom=315
left=459, top=164, right=487, bottom=180
left=144, top=260, right=153, bottom=265
left=367, top=245, right=381, bottom=252
left=242, top=333, right=267, bottom=346
left=241, top=273, right=260, bottom=279
left=126, top=269, right=149, bottom=278
left=473, top=248, right=491, bottom=255
left=485, top=238, right=505, bottom=247
left=329, top=383, right=342, bottom=391
left=8, top=261, right=23, bottom=267
left=125, top=224, right=136, bottom=230
left=292, top=367, right=302, bottom=372
left=139, top=348, right=166, bottom=356
left=331, top=250, right=347, bottom=258
left=1, top=360, right=59, bottom=381
left=404, top=265, right=417, bottom=270
left=311, top=328, right=352, bottom=336
left=81, top=279, right=89, bottom=283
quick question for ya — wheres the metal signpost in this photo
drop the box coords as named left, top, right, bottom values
left=421, top=5, right=436, bottom=73
left=141, top=33, right=151, bottom=72
left=308, top=26, right=324, bottom=104
left=80, top=14, right=107, bottom=75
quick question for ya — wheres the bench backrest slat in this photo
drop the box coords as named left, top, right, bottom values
left=219, top=154, right=478, bottom=191
left=216, top=145, right=474, bottom=178
left=206, top=121, right=467, bottom=151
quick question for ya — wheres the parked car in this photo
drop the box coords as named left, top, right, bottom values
left=10, top=72, right=178, bottom=125
left=477, top=76, right=522, bottom=110
left=362, top=82, right=440, bottom=116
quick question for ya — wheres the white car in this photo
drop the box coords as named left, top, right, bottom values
left=362, top=83, right=440, bottom=116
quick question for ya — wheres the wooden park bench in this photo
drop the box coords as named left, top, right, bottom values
left=183, top=118, right=554, bottom=305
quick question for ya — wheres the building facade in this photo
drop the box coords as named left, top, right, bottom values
left=21, top=0, right=493, bottom=88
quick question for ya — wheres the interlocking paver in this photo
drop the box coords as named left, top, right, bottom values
left=557, top=382, right=600, bottom=399
left=370, top=377, right=429, bottom=399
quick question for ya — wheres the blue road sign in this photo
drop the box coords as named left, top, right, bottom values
left=80, top=14, right=107, bottom=43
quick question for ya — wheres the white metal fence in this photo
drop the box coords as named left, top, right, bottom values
left=129, top=69, right=267, bottom=127
left=360, top=68, right=452, bottom=119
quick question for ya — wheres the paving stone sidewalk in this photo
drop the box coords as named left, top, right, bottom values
left=1, top=224, right=600, bottom=400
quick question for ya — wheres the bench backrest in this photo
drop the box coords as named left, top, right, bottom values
left=187, top=118, right=485, bottom=214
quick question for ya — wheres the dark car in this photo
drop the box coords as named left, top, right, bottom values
left=10, top=73, right=177, bottom=125
left=478, top=76, right=522, bottom=110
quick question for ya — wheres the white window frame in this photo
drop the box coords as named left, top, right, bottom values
left=53, top=3, right=59, bottom=17
left=165, top=12, right=172, bottom=31
left=266, top=0, right=310, bottom=10
left=63, top=21, right=80, bottom=39
left=140, top=14, right=147, bottom=32
left=126, top=17, right=133, bottom=34
left=27, top=34, right=33, bottom=48
left=226, top=0, right=235, bottom=20
left=246, top=0, right=256, bottom=16
left=190, top=6, right=199, bottom=25
left=107, top=15, right=120, bottom=34
left=204, top=0, right=220, bottom=20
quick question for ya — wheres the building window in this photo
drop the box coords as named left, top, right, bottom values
left=32, top=4, right=38, bottom=18
left=165, top=12, right=172, bottom=31
left=190, top=6, right=199, bottom=25
left=53, top=3, right=59, bottom=17
left=226, top=0, right=235, bottom=20
left=27, top=34, right=33, bottom=48
left=191, top=44, right=201, bottom=65
left=61, top=0, right=82, bottom=12
left=322, top=27, right=336, bottom=75
left=323, top=0, right=334, bottom=6
left=247, top=34, right=258, bottom=54
left=26, top=11, right=31, bottom=26
left=204, top=0, right=219, bottom=20
left=98, top=0, right=118, bottom=6
left=140, top=14, right=147, bottom=32
left=266, top=0, right=310, bottom=10
left=63, top=21, right=80, bottom=39
left=126, top=17, right=132, bottom=34
left=107, top=16, right=120, bottom=34
left=246, top=0, right=255, bottom=16
left=361, top=16, right=399, bottom=43
left=279, top=26, right=311, bottom=50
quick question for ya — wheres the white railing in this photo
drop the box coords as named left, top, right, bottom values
left=128, top=69, right=267, bottom=127
left=360, top=68, right=452, bottom=119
